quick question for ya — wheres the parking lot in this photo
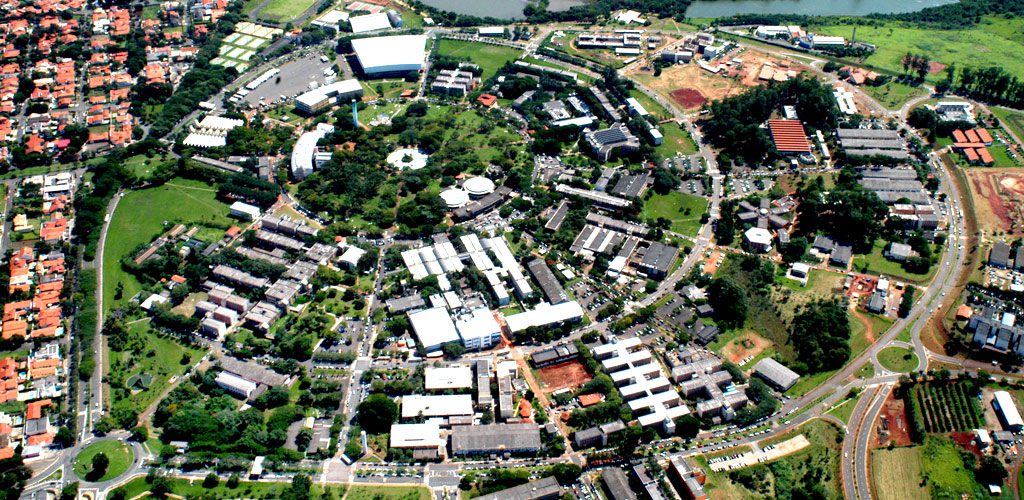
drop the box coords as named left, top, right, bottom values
left=241, top=53, right=338, bottom=107
left=708, top=434, right=810, bottom=471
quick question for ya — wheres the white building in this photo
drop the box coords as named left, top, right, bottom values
left=338, top=246, right=366, bottom=269
left=216, top=371, right=258, bottom=399
left=351, top=35, right=427, bottom=75
left=994, top=391, right=1024, bottom=431
left=291, top=123, right=335, bottom=180
left=504, top=301, right=584, bottom=333
left=454, top=307, right=502, bottom=351
left=390, top=422, right=445, bottom=453
left=400, top=394, right=474, bottom=419
left=349, top=12, right=392, bottom=33
left=229, top=201, right=261, bottom=221
left=424, top=366, right=474, bottom=390
left=744, top=227, right=773, bottom=253
left=294, top=79, right=363, bottom=115
left=409, top=307, right=460, bottom=353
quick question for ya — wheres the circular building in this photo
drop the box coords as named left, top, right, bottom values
left=387, top=148, right=429, bottom=170
left=440, top=188, right=470, bottom=209
left=463, top=176, right=496, bottom=198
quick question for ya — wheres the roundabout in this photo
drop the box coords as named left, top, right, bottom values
left=73, top=440, right=132, bottom=483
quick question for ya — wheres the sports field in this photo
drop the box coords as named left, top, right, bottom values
left=103, top=178, right=232, bottom=314
left=813, top=16, right=1024, bottom=80
left=640, top=191, right=708, bottom=236
left=436, top=39, right=522, bottom=80
left=258, top=0, right=316, bottom=23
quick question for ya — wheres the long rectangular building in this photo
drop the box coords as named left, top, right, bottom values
left=450, top=423, right=542, bottom=456
left=526, top=259, right=568, bottom=305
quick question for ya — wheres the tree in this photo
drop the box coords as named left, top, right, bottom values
left=442, top=341, right=465, bottom=359
left=549, top=463, right=582, bottom=485
left=283, top=474, right=312, bottom=500
left=88, top=452, right=109, bottom=481
left=790, top=300, right=851, bottom=373
left=708, top=278, right=747, bottom=330
left=130, top=425, right=149, bottom=442
left=675, top=415, right=701, bottom=440
left=60, top=481, right=79, bottom=500
left=227, top=473, right=241, bottom=489
left=151, top=475, right=172, bottom=497
left=203, top=472, right=219, bottom=489
left=977, top=455, right=1008, bottom=485
left=356, top=394, right=398, bottom=434
left=55, top=426, right=75, bottom=447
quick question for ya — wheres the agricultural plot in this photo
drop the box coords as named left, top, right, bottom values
left=910, top=382, right=983, bottom=433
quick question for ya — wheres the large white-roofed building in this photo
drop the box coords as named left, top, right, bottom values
left=216, top=371, right=258, bottom=399
left=504, top=301, right=584, bottom=333
left=400, top=394, right=474, bottom=419
left=409, top=307, right=460, bottom=353
left=291, top=123, right=335, bottom=180
left=994, top=391, right=1024, bottom=431
left=425, top=366, right=474, bottom=390
left=390, top=422, right=445, bottom=459
left=351, top=35, right=427, bottom=75
left=294, top=79, right=363, bottom=115
left=349, top=12, right=392, bottom=33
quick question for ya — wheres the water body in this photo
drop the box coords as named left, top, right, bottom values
left=686, top=0, right=959, bottom=18
left=421, top=0, right=957, bottom=20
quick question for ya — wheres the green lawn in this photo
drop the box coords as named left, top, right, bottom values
left=641, top=191, right=708, bottom=237
left=854, top=240, right=935, bottom=284
left=109, top=320, right=204, bottom=414
left=436, top=39, right=522, bottom=81
left=860, top=82, right=928, bottom=110
left=103, top=178, right=233, bottom=314
left=113, top=477, right=349, bottom=499
left=124, top=154, right=168, bottom=180
left=878, top=346, right=919, bottom=373
left=813, top=16, right=1024, bottom=81
left=655, top=121, right=699, bottom=159
left=346, top=485, right=430, bottom=500
left=921, top=436, right=986, bottom=498
left=824, top=393, right=861, bottom=425
left=73, top=440, right=132, bottom=482
left=257, top=0, right=316, bottom=22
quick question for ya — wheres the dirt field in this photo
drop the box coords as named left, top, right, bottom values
left=950, top=432, right=983, bottom=459
left=704, top=250, right=723, bottom=275
left=965, top=167, right=1024, bottom=235
left=631, top=47, right=807, bottom=112
left=721, top=331, right=772, bottom=365
left=536, top=360, right=592, bottom=393
left=876, top=392, right=912, bottom=447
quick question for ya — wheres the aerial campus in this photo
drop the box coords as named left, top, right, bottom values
left=2, top=0, right=1024, bottom=499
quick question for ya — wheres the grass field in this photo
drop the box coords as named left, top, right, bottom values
left=921, top=436, right=984, bottom=497
left=73, top=440, right=132, bottom=482
left=346, top=486, right=431, bottom=500
left=655, top=121, right=699, bottom=159
left=824, top=394, right=861, bottom=425
left=641, top=191, right=708, bottom=236
left=854, top=240, right=936, bottom=284
left=861, top=81, right=928, bottom=110
left=109, top=320, right=204, bottom=414
left=103, top=178, right=232, bottom=314
left=871, top=446, right=929, bottom=500
left=813, top=16, right=1024, bottom=81
left=257, top=0, right=316, bottom=22
left=114, top=477, right=349, bottom=499
left=436, top=39, right=522, bottom=81
left=992, top=106, right=1024, bottom=146
left=878, top=346, right=919, bottom=372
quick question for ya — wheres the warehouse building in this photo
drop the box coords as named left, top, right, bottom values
left=601, top=467, right=637, bottom=500
left=450, top=423, right=542, bottom=456
left=401, top=394, right=474, bottom=421
left=216, top=371, right=258, bottom=399
left=767, top=119, right=811, bottom=155
left=531, top=342, right=579, bottom=367
left=425, top=366, right=473, bottom=391
left=638, top=242, right=678, bottom=279
left=409, top=307, right=460, bottom=353
left=351, top=35, right=427, bottom=75
left=294, top=79, right=363, bottom=115
left=526, top=259, right=568, bottom=305
left=476, top=477, right=562, bottom=500
left=389, top=422, right=445, bottom=460
left=229, top=201, right=261, bottom=221
left=753, top=358, right=800, bottom=391
left=994, top=391, right=1024, bottom=431
left=504, top=301, right=584, bottom=333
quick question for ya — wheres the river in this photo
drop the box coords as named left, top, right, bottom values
left=419, top=0, right=957, bottom=21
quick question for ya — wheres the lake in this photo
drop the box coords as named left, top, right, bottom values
left=418, top=0, right=583, bottom=20
left=420, top=0, right=957, bottom=20
left=686, top=0, right=959, bottom=18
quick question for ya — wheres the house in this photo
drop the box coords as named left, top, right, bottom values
left=886, top=242, right=914, bottom=262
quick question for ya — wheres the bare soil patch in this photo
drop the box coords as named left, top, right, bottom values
left=536, top=360, right=592, bottom=393
left=721, top=331, right=771, bottom=364
left=876, top=392, right=912, bottom=447
left=670, top=88, right=707, bottom=109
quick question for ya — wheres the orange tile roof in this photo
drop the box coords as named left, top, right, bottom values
left=977, top=128, right=993, bottom=144
left=978, top=147, right=994, bottom=165
left=768, top=119, right=811, bottom=153
left=477, top=94, right=497, bottom=107
left=25, top=399, right=50, bottom=419
left=964, top=148, right=979, bottom=162
left=578, top=393, right=604, bottom=407
left=952, top=130, right=967, bottom=143
left=0, top=447, right=14, bottom=460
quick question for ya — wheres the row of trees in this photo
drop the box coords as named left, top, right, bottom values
left=943, top=64, right=1024, bottom=109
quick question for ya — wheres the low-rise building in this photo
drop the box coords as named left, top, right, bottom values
left=450, top=423, right=542, bottom=456
left=753, top=358, right=800, bottom=391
